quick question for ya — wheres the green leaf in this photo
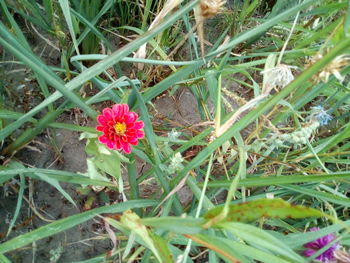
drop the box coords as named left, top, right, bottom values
left=35, top=172, right=77, bottom=207
left=84, top=137, right=125, bottom=181
left=149, top=232, right=173, bottom=263
left=70, top=8, right=112, bottom=52
left=0, top=174, right=16, bottom=185
left=85, top=158, right=109, bottom=182
left=0, top=109, right=37, bottom=123
left=184, top=234, right=247, bottom=263
left=0, top=200, right=157, bottom=254
left=120, top=210, right=163, bottom=262
left=0, top=254, right=11, bottom=263
left=6, top=173, right=25, bottom=237
left=0, top=166, right=116, bottom=187
left=0, top=162, right=25, bottom=185
left=206, top=172, right=350, bottom=188
left=142, top=217, right=205, bottom=234
left=187, top=233, right=302, bottom=263
left=282, top=184, right=350, bottom=207
left=74, top=0, right=115, bottom=51
left=204, top=198, right=324, bottom=223
left=58, top=0, right=80, bottom=55
left=219, top=222, right=306, bottom=262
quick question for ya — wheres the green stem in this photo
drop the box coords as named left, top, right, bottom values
left=127, top=154, right=141, bottom=215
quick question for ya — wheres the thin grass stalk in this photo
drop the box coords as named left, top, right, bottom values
left=74, top=0, right=115, bottom=53
left=0, top=24, right=97, bottom=117
left=58, top=0, right=80, bottom=55
left=71, top=54, right=197, bottom=66
left=127, top=154, right=141, bottom=216
left=6, top=174, right=25, bottom=237
left=186, top=176, right=215, bottom=210
left=2, top=105, right=66, bottom=155
left=182, top=154, right=214, bottom=263
left=1, top=0, right=54, bottom=115
left=141, top=0, right=153, bottom=31
left=206, top=0, right=317, bottom=58
left=205, top=172, right=350, bottom=188
left=0, top=0, right=199, bottom=142
left=180, top=35, right=350, bottom=180
left=71, top=8, right=113, bottom=51
left=209, top=133, right=245, bottom=224
left=131, top=81, right=183, bottom=214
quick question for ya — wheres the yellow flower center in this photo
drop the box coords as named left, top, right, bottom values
left=114, top=122, right=126, bottom=135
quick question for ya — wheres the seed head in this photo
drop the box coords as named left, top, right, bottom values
left=168, top=129, right=181, bottom=141
left=308, top=54, right=350, bottom=83
left=195, top=0, right=226, bottom=56
left=310, top=106, right=333, bottom=126
left=199, top=0, right=226, bottom=19
left=261, top=64, right=295, bottom=92
left=167, top=152, right=185, bottom=174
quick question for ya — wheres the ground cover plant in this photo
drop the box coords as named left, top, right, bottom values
left=0, top=0, right=350, bottom=262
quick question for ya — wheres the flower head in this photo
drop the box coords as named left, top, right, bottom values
left=310, top=106, right=333, bottom=126
left=168, top=129, right=181, bottom=141
left=261, top=64, right=296, bottom=91
left=308, top=54, right=350, bottom=83
left=96, top=104, right=144, bottom=154
left=303, top=227, right=339, bottom=263
left=168, top=152, right=185, bottom=174
left=198, top=0, right=226, bottom=19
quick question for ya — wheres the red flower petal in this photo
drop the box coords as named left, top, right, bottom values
left=96, top=125, right=104, bottom=131
left=97, top=115, right=107, bottom=125
left=112, top=104, right=122, bottom=119
left=102, top=108, right=114, bottom=120
left=121, top=104, right=129, bottom=115
left=106, top=140, right=115, bottom=149
left=133, top=121, right=144, bottom=129
left=128, top=138, right=139, bottom=145
left=121, top=141, right=131, bottom=154
left=115, top=139, right=122, bottom=150
left=125, top=112, right=138, bottom=123
left=98, top=135, right=108, bottom=144
left=136, top=130, right=145, bottom=139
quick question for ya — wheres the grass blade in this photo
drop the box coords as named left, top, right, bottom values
left=0, top=200, right=157, bottom=254
left=6, top=174, right=25, bottom=237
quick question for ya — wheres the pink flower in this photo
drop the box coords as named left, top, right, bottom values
left=303, top=227, right=339, bottom=263
left=96, top=104, right=144, bottom=154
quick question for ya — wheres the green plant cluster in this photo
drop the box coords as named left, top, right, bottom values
left=0, top=0, right=350, bottom=262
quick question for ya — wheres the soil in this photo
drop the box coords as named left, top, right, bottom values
left=0, top=119, right=113, bottom=263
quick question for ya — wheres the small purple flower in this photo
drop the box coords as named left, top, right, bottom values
left=303, top=227, right=339, bottom=263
